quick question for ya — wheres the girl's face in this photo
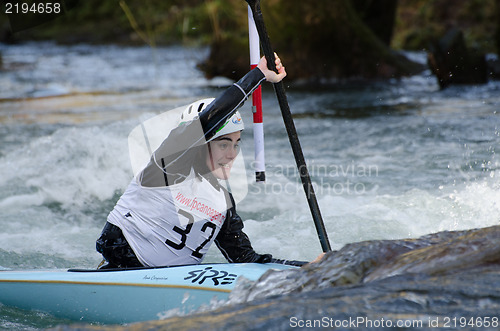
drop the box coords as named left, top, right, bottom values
left=206, top=131, right=241, bottom=180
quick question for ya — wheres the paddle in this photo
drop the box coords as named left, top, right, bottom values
left=245, top=0, right=331, bottom=252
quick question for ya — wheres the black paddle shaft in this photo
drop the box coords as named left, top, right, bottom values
left=245, top=0, right=331, bottom=252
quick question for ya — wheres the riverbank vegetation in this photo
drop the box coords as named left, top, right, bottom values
left=1, top=0, right=499, bottom=81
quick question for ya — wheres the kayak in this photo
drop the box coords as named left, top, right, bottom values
left=0, top=263, right=293, bottom=324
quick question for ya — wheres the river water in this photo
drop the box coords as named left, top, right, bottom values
left=0, top=42, right=499, bottom=329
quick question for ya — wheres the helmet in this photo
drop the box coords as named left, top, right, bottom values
left=179, top=98, right=244, bottom=142
left=179, top=98, right=215, bottom=124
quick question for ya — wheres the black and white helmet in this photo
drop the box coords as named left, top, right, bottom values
left=179, top=98, right=244, bottom=142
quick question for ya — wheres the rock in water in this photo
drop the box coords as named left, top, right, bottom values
left=427, top=28, right=488, bottom=89
left=365, top=225, right=500, bottom=281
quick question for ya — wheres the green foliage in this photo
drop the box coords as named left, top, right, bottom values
left=0, top=0, right=497, bottom=80
left=393, top=0, right=498, bottom=53
left=0, top=0, right=230, bottom=45
left=1, top=0, right=497, bottom=55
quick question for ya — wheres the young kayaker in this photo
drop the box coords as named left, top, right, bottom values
left=96, top=54, right=317, bottom=269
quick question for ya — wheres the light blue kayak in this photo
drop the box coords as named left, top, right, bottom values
left=0, top=263, right=293, bottom=324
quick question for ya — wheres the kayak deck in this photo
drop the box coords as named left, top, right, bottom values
left=0, top=263, right=293, bottom=324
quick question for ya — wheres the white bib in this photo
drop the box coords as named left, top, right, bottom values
left=108, top=169, right=227, bottom=266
